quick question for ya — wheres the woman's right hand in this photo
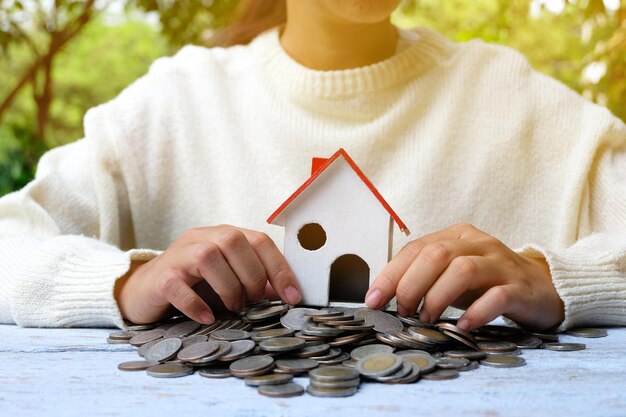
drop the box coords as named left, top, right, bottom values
left=114, top=225, right=302, bottom=325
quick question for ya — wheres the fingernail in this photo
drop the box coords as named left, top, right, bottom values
left=457, top=317, right=470, bottom=331
left=365, top=289, right=382, bottom=309
left=200, top=311, right=215, bottom=324
left=419, top=309, right=431, bottom=323
left=397, top=304, right=409, bottom=317
left=284, top=285, right=301, bottom=305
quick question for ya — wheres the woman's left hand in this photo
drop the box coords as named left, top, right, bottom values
left=364, top=223, right=565, bottom=331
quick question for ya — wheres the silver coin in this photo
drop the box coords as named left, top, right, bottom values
left=107, top=337, right=130, bottom=345
left=211, top=329, right=251, bottom=341
left=350, top=344, right=394, bottom=361
left=124, top=321, right=159, bottom=331
left=309, top=377, right=360, bottom=389
left=138, top=338, right=162, bottom=357
left=444, top=350, right=487, bottom=360
left=306, top=384, right=358, bottom=397
left=189, top=340, right=232, bottom=364
left=217, top=339, right=256, bottom=362
left=258, top=382, right=305, bottom=398
left=365, top=311, right=403, bottom=334
left=251, top=328, right=295, bottom=341
left=198, top=366, right=231, bottom=379
left=353, top=308, right=378, bottom=320
left=373, top=360, right=413, bottom=382
left=164, top=321, right=201, bottom=338
left=301, top=323, right=345, bottom=337
left=129, top=329, right=165, bottom=346
left=291, top=343, right=330, bottom=358
left=509, top=335, right=543, bottom=349
left=541, top=342, right=586, bottom=351
left=275, top=358, right=319, bottom=373
left=309, top=365, right=360, bottom=382
left=406, top=327, right=451, bottom=345
left=145, top=338, right=183, bottom=362
left=280, top=308, right=319, bottom=330
left=478, top=341, right=518, bottom=353
left=386, top=363, right=421, bottom=384
left=244, top=374, right=294, bottom=386
left=437, top=357, right=470, bottom=369
left=177, top=341, right=220, bottom=362
left=317, top=352, right=351, bottom=365
left=181, top=334, right=208, bottom=348
left=146, top=363, right=194, bottom=378
left=458, top=361, right=480, bottom=372
left=421, top=369, right=459, bottom=380
left=357, top=353, right=403, bottom=378
left=259, top=337, right=306, bottom=353
left=230, top=355, right=274, bottom=374
left=480, top=355, right=526, bottom=368
left=398, top=352, right=437, bottom=374
left=108, top=330, right=137, bottom=341
left=311, top=347, right=343, bottom=361
left=246, top=304, right=289, bottom=321
left=118, top=360, right=158, bottom=371
left=566, top=328, right=608, bottom=338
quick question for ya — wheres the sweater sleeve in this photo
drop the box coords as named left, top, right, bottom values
left=517, top=119, right=626, bottom=331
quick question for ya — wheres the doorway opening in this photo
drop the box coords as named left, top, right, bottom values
left=328, top=254, right=370, bottom=303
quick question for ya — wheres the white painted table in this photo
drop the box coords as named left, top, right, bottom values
left=1, top=323, right=624, bottom=417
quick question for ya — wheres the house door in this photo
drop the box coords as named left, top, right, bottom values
left=329, top=254, right=370, bottom=303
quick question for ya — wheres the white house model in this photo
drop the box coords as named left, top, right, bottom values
left=267, top=148, right=410, bottom=308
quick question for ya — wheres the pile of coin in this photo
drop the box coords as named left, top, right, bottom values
left=109, top=300, right=607, bottom=398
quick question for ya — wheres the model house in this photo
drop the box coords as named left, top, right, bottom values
left=267, top=148, right=410, bottom=307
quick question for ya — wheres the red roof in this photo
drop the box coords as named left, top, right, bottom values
left=267, top=148, right=410, bottom=235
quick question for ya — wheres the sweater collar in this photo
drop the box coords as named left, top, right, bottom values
left=250, top=25, right=455, bottom=98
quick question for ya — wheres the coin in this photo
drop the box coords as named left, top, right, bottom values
left=275, top=358, right=319, bottom=373
left=309, top=365, right=359, bottom=382
left=229, top=355, right=274, bottom=376
left=211, top=329, right=251, bottom=341
left=108, top=330, right=137, bottom=341
left=480, top=355, right=526, bottom=368
left=317, top=352, right=351, bottom=365
left=146, top=363, right=194, bottom=378
left=566, top=328, right=608, bottom=338
left=138, top=338, right=162, bottom=357
left=373, top=360, right=413, bottom=382
left=251, top=328, right=295, bottom=341
left=541, top=342, right=586, bottom=351
left=198, top=366, right=232, bottom=378
left=444, top=350, right=487, bottom=360
left=181, top=334, right=208, bottom=348
left=421, top=369, right=459, bottom=380
left=164, top=321, right=201, bottom=338
left=259, top=337, right=306, bottom=353
left=458, top=361, right=480, bottom=372
left=258, top=382, right=305, bottom=398
left=350, top=344, right=394, bottom=361
left=280, top=308, right=319, bottom=330
left=145, top=338, right=183, bottom=363
left=118, top=360, right=158, bottom=371
left=407, top=327, right=451, bottom=345
left=308, top=378, right=360, bottom=389
left=244, top=374, right=294, bottom=386
left=177, top=341, right=220, bottom=362
left=188, top=340, right=232, bottom=364
left=246, top=305, right=289, bottom=321
left=365, top=311, right=403, bottom=334
left=478, top=341, right=518, bottom=353
left=398, top=353, right=437, bottom=374
left=386, top=363, right=421, bottom=384
left=306, top=385, right=358, bottom=397
left=217, top=339, right=256, bottom=362
left=291, top=343, right=330, bottom=358
left=129, top=329, right=165, bottom=346
left=436, top=357, right=470, bottom=369
left=357, top=353, right=403, bottom=378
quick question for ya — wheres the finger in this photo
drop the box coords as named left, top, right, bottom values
left=158, top=270, right=215, bottom=324
left=366, top=224, right=482, bottom=309
left=394, top=240, right=483, bottom=316
left=456, top=285, right=516, bottom=331
left=420, top=256, right=497, bottom=322
left=242, top=230, right=302, bottom=305
left=190, top=242, right=244, bottom=312
left=217, top=229, right=268, bottom=302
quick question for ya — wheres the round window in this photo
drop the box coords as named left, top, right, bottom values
left=297, top=223, right=327, bottom=251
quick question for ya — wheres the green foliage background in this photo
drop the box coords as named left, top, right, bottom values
left=0, top=0, right=624, bottom=196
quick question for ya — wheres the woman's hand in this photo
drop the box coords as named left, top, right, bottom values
left=364, top=223, right=565, bottom=331
left=115, top=225, right=302, bottom=325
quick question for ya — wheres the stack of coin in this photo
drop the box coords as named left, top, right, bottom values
left=110, top=300, right=606, bottom=398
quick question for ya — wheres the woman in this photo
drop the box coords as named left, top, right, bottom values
left=0, top=0, right=624, bottom=332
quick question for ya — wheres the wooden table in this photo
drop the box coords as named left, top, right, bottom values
left=1, top=323, right=624, bottom=417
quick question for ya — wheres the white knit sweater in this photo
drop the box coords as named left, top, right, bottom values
left=1, top=27, right=625, bottom=330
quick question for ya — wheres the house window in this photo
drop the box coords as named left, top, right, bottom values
left=297, top=223, right=326, bottom=251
